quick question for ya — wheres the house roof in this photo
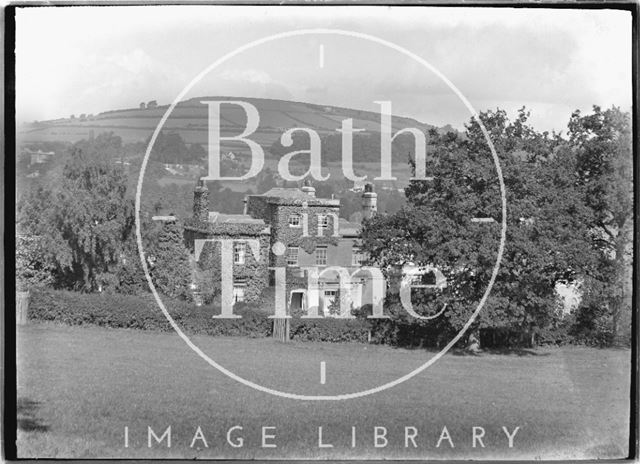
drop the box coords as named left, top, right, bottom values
left=253, top=188, right=340, bottom=206
left=208, top=212, right=266, bottom=225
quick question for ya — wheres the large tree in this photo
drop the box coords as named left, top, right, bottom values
left=568, top=106, right=633, bottom=345
left=361, top=109, right=597, bottom=345
left=17, top=133, right=135, bottom=291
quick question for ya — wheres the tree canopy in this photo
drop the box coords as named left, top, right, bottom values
left=361, top=108, right=603, bottom=341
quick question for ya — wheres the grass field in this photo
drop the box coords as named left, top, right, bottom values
left=16, top=323, right=630, bottom=459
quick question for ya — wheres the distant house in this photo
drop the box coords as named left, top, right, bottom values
left=163, top=163, right=202, bottom=176
left=140, top=102, right=146, bottom=109
left=115, top=159, right=131, bottom=174
left=23, top=148, right=55, bottom=165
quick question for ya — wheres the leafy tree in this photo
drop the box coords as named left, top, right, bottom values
left=17, top=133, right=135, bottom=291
left=148, top=131, right=199, bottom=164
left=16, top=234, right=55, bottom=291
left=361, top=108, right=596, bottom=345
left=147, top=219, right=193, bottom=299
left=256, top=167, right=279, bottom=193
left=187, top=143, right=206, bottom=162
left=569, top=106, right=632, bottom=345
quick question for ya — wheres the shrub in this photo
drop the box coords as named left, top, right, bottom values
left=27, top=289, right=370, bottom=342
left=290, top=318, right=369, bottom=343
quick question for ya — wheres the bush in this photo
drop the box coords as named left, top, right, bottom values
left=29, top=289, right=172, bottom=331
left=28, top=289, right=272, bottom=337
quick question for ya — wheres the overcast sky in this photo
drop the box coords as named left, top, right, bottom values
left=15, top=6, right=632, bottom=132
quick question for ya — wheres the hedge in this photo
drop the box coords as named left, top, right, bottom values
left=28, top=289, right=614, bottom=347
left=27, top=289, right=370, bottom=342
left=290, top=318, right=369, bottom=343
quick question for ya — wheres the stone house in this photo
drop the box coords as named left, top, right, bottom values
left=183, top=180, right=385, bottom=315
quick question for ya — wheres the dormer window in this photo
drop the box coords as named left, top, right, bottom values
left=288, top=214, right=301, bottom=228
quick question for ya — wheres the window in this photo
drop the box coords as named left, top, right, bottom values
left=315, top=246, right=328, bottom=266
left=352, top=248, right=366, bottom=266
left=288, top=214, right=301, bottom=228
left=232, top=286, right=245, bottom=303
left=233, top=242, right=246, bottom=264
left=318, top=214, right=330, bottom=230
left=233, top=278, right=246, bottom=303
left=286, top=246, right=299, bottom=266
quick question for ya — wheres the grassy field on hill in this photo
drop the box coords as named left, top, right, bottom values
left=18, top=97, right=435, bottom=146
left=16, top=323, right=630, bottom=459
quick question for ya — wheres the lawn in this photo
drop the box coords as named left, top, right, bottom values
left=16, top=323, right=631, bottom=459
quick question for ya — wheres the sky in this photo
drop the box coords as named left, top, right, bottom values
left=15, top=5, right=633, bottom=132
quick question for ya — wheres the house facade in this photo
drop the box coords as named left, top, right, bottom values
left=183, top=180, right=385, bottom=316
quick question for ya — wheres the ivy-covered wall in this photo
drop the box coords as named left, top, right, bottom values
left=269, top=203, right=342, bottom=267
left=184, top=218, right=270, bottom=303
left=185, top=190, right=363, bottom=310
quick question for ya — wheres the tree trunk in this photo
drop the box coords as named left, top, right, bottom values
left=17, top=291, right=30, bottom=325
left=272, top=318, right=290, bottom=342
left=467, top=329, right=481, bottom=353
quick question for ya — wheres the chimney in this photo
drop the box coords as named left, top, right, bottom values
left=362, top=183, right=377, bottom=220
left=301, top=179, right=316, bottom=197
left=193, top=178, right=209, bottom=222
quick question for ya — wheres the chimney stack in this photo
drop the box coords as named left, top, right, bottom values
left=301, top=179, right=316, bottom=197
left=193, top=178, right=209, bottom=222
left=362, top=183, right=377, bottom=220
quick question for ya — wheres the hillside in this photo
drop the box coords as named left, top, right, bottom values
left=17, top=97, right=436, bottom=150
